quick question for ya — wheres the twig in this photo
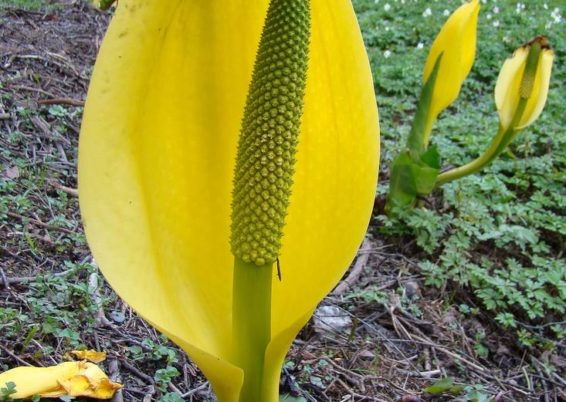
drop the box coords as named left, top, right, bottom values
left=0, top=268, right=10, bottom=289
left=0, top=344, right=33, bottom=367
left=49, top=181, right=79, bottom=197
left=88, top=272, right=112, bottom=327
left=120, top=359, right=155, bottom=384
left=181, top=382, right=209, bottom=398
left=7, top=211, right=74, bottom=234
left=4, top=267, right=79, bottom=286
left=108, top=358, right=124, bottom=402
left=38, top=98, right=84, bottom=107
left=410, top=334, right=488, bottom=373
left=333, top=238, right=373, bottom=296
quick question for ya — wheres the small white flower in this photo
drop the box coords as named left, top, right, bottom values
left=543, top=3, right=548, bottom=10
left=422, top=7, right=432, bottom=17
left=417, top=42, right=424, bottom=49
left=384, top=50, right=392, bottom=59
left=384, top=3, right=391, bottom=11
left=493, top=6, right=500, bottom=14
left=443, top=9, right=450, bottom=16
left=487, top=13, right=492, bottom=20
left=493, top=20, right=500, bottom=27
left=551, top=8, right=562, bottom=24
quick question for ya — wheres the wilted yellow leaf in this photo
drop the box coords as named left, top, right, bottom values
left=71, top=349, right=107, bottom=363
left=0, top=361, right=121, bottom=400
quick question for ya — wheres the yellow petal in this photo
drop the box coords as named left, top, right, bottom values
left=0, top=363, right=79, bottom=399
left=71, top=349, right=107, bottom=363
left=495, top=40, right=554, bottom=131
left=60, top=363, right=122, bottom=399
left=422, top=0, right=479, bottom=140
left=78, top=0, right=378, bottom=400
left=521, top=48, right=553, bottom=128
left=494, top=47, right=527, bottom=130
left=0, top=362, right=120, bottom=400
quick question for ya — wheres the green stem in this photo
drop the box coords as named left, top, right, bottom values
left=435, top=99, right=527, bottom=188
left=232, top=257, right=272, bottom=402
left=434, top=126, right=505, bottom=187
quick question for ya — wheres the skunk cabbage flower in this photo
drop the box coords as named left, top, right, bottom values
left=78, top=0, right=379, bottom=401
left=434, top=37, right=554, bottom=188
left=422, top=0, right=480, bottom=142
left=495, top=36, right=554, bottom=131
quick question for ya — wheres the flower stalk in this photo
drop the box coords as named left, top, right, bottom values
left=232, top=258, right=272, bottom=401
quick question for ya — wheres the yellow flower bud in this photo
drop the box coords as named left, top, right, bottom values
left=495, top=36, right=554, bottom=131
left=422, top=0, right=480, bottom=143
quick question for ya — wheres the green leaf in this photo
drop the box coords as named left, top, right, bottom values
left=386, top=151, right=418, bottom=211
left=406, top=53, right=443, bottom=152
left=420, top=145, right=440, bottom=169
left=424, top=377, right=463, bottom=395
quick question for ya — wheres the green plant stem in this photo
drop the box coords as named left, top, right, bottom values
left=435, top=97, right=528, bottom=188
left=435, top=126, right=506, bottom=187
left=232, top=257, right=272, bottom=402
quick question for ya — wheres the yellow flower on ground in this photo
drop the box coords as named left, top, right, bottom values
left=495, top=36, right=554, bottom=131
left=78, top=0, right=379, bottom=401
left=422, top=0, right=480, bottom=143
left=0, top=361, right=121, bottom=399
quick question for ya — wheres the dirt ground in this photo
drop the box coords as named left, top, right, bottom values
left=0, top=3, right=564, bottom=402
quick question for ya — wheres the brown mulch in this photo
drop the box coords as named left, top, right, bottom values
left=0, top=2, right=564, bottom=401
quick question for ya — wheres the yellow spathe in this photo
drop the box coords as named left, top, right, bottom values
left=78, top=1, right=379, bottom=401
left=495, top=40, right=554, bottom=131
left=422, top=0, right=480, bottom=142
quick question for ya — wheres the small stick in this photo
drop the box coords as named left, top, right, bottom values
left=0, top=268, right=10, bottom=289
left=38, top=98, right=85, bottom=107
left=120, top=359, right=154, bottom=384
left=7, top=211, right=74, bottom=234
left=109, top=359, right=124, bottom=402
left=4, top=267, right=78, bottom=286
left=0, top=344, right=33, bottom=367
left=49, top=181, right=79, bottom=197
left=333, top=238, right=372, bottom=296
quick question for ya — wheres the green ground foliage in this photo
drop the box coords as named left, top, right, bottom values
left=354, top=0, right=565, bottom=346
